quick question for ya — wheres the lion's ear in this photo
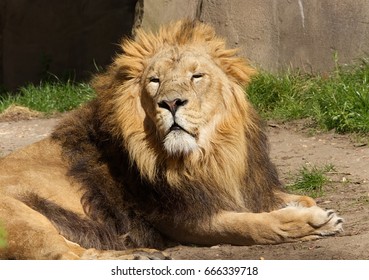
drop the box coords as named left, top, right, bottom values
left=221, top=56, right=257, bottom=85
left=183, top=20, right=257, bottom=85
left=210, top=45, right=257, bottom=85
left=91, top=63, right=124, bottom=97
left=118, top=31, right=159, bottom=79
left=92, top=31, right=158, bottom=93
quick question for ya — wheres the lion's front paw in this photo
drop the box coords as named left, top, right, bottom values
left=308, top=207, right=343, bottom=236
left=272, top=205, right=343, bottom=242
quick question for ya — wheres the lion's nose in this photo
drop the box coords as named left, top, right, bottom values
left=158, top=98, right=188, bottom=115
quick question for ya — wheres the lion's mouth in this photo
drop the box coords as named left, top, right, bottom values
left=164, top=122, right=198, bottom=155
left=169, top=122, right=195, bottom=137
left=170, top=122, right=183, bottom=132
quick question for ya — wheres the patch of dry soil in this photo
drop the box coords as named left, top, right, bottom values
left=1, top=117, right=368, bottom=259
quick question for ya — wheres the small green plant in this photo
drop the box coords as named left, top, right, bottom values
left=286, top=164, right=335, bottom=198
left=0, top=81, right=95, bottom=114
left=0, top=224, right=7, bottom=248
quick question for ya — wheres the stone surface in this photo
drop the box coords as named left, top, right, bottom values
left=0, top=0, right=136, bottom=90
left=138, top=0, right=369, bottom=73
left=277, top=0, right=369, bottom=72
left=199, top=0, right=279, bottom=71
left=2, top=0, right=369, bottom=90
left=134, top=0, right=200, bottom=32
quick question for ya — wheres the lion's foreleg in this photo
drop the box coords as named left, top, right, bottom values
left=170, top=206, right=343, bottom=246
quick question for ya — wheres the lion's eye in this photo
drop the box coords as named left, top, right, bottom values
left=149, top=77, right=160, bottom=83
left=191, top=73, right=204, bottom=80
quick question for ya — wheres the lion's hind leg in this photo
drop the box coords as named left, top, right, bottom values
left=0, top=195, right=171, bottom=260
left=0, top=195, right=84, bottom=259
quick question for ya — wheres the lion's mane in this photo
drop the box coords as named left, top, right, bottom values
left=49, top=20, right=283, bottom=249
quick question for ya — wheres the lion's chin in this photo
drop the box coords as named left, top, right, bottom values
left=163, top=131, right=198, bottom=155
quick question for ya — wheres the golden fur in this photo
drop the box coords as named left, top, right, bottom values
left=0, top=20, right=342, bottom=259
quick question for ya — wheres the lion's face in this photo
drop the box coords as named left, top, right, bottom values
left=98, top=20, right=255, bottom=176
left=141, top=46, right=232, bottom=155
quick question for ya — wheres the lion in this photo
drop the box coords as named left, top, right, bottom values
left=0, top=20, right=343, bottom=260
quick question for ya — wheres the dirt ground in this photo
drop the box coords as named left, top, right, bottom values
left=1, top=115, right=368, bottom=260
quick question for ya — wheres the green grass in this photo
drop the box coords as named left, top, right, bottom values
left=0, top=81, right=95, bottom=114
left=247, top=58, right=369, bottom=133
left=286, top=164, right=335, bottom=198
left=0, top=224, right=6, bottom=248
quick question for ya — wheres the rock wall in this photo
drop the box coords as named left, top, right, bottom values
left=1, top=0, right=369, bottom=90
left=0, top=0, right=136, bottom=90
left=138, top=0, right=369, bottom=73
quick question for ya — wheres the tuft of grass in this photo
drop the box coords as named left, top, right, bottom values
left=0, top=224, right=6, bottom=249
left=286, top=164, right=335, bottom=198
left=0, top=81, right=95, bottom=114
left=247, top=58, right=369, bottom=134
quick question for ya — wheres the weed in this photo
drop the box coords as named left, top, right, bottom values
left=350, top=133, right=369, bottom=146
left=286, top=164, right=335, bottom=198
left=0, top=81, right=95, bottom=114
left=247, top=59, right=369, bottom=134
left=0, top=224, right=6, bottom=248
